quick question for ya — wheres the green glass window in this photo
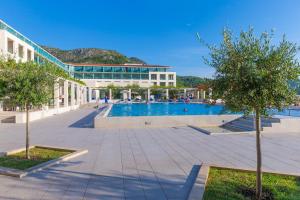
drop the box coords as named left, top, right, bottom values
left=123, top=73, right=132, bottom=79
left=84, top=67, right=93, bottom=72
left=133, top=68, right=140, bottom=73
left=113, top=67, right=125, bottom=72
left=103, top=67, right=112, bottom=72
left=113, top=73, right=122, bottom=79
left=94, top=73, right=103, bottom=79
left=74, top=73, right=83, bottom=79
left=74, top=67, right=84, bottom=72
left=141, top=68, right=149, bottom=73
left=103, top=73, right=113, bottom=79
left=132, top=74, right=140, bottom=79
left=141, top=74, right=149, bottom=80
left=84, top=73, right=94, bottom=79
left=93, top=67, right=103, bottom=72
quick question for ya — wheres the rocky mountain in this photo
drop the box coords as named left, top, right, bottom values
left=41, top=46, right=146, bottom=64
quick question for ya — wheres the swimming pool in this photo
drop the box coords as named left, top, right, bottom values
left=108, top=103, right=235, bottom=117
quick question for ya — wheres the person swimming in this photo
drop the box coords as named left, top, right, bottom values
left=183, top=108, right=188, bottom=112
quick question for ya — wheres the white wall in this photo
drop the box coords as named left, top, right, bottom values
left=0, top=30, right=34, bottom=62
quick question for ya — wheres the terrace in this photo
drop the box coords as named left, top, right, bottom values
left=0, top=105, right=299, bottom=199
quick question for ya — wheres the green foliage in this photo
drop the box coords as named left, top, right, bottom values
left=207, top=28, right=300, bottom=115
left=176, top=76, right=209, bottom=88
left=0, top=60, right=56, bottom=108
left=203, top=167, right=300, bottom=200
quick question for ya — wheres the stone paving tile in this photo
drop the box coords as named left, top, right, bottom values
left=0, top=107, right=300, bottom=199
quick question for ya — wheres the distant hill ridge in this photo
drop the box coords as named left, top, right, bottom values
left=41, top=46, right=146, bottom=65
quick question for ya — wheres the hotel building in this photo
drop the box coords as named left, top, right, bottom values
left=0, top=19, right=176, bottom=96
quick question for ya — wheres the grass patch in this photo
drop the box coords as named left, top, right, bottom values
left=203, top=167, right=300, bottom=200
left=0, top=147, right=73, bottom=170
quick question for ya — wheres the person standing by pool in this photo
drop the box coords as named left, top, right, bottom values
left=104, top=96, right=108, bottom=104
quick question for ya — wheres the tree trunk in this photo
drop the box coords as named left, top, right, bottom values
left=255, top=109, right=262, bottom=200
left=25, top=104, right=30, bottom=159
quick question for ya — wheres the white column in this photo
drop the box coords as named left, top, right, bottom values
left=147, top=88, right=151, bottom=101
left=87, top=87, right=92, bottom=103
left=83, top=87, right=87, bottom=104
left=54, top=81, right=60, bottom=108
left=109, top=89, right=112, bottom=100
left=166, top=89, right=169, bottom=100
left=70, top=82, right=75, bottom=107
left=64, top=80, right=69, bottom=107
left=79, top=86, right=83, bottom=105
left=209, top=88, right=212, bottom=99
left=95, top=90, right=100, bottom=101
left=123, top=91, right=127, bottom=101
left=197, top=90, right=200, bottom=99
left=76, top=85, right=80, bottom=105
left=184, top=89, right=187, bottom=98
left=128, top=89, right=132, bottom=100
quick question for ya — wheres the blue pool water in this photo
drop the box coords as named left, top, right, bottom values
left=108, top=103, right=236, bottom=117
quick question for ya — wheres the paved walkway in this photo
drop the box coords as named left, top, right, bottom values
left=0, top=107, right=300, bottom=200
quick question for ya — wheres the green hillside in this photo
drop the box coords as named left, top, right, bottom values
left=41, top=46, right=146, bottom=64
left=176, top=76, right=210, bottom=88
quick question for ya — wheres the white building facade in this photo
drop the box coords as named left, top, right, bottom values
left=70, top=63, right=176, bottom=88
left=0, top=19, right=177, bottom=114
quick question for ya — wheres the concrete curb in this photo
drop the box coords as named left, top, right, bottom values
left=188, top=164, right=210, bottom=200
left=188, top=125, right=255, bottom=135
left=0, top=145, right=88, bottom=178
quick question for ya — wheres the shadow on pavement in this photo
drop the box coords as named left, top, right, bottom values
left=69, top=107, right=106, bottom=128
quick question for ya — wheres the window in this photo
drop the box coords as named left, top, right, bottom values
left=132, top=74, right=140, bottom=79
left=113, top=73, right=122, bottom=79
left=103, top=67, right=112, bottom=72
left=153, top=82, right=157, bottom=86
left=160, top=74, right=166, bottom=80
left=151, top=74, right=157, bottom=80
left=123, top=73, right=132, bottom=79
left=27, top=50, right=32, bottom=61
left=103, top=73, right=113, bottom=79
left=74, top=67, right=84, bottom=72
left=83, top=73, right=94, bottom=79
left=94, top=73, right=103, bottom=79
left=84, top=67, right=93, bottom=72
left=168, top=74, right=174, bottom=80
left=169, top=82, right=174, bottom=86
left=160, top=82, right=166, bottom=86
left=141, top=68, right=149, bottom=73
left=141, top=74, right=149, bottom=80
left=93, top=67, right=103, bottom=72
left=74, top=73, right=83, bottom=79
left=18, top=45, right=24, bottom=58
left=7, top=38, right=14, bottom=54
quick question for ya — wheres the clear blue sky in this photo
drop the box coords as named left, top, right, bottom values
left=1, top=0, right=300, bottom=77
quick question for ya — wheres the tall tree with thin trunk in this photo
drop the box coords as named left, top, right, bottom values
left=0, top=60, right=56, bottom=159
left=205, top=29, right=300, bottom=199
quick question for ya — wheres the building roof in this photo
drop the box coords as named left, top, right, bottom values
left=67, top=63, right=171, bottom=68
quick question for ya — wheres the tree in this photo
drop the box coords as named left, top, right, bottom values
left=206, top=29, right=300, bottom=199
left=0, top=60, right=57, bottom=159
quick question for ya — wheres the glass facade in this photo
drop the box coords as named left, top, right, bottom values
left=73, top=66, right=168, bottom=80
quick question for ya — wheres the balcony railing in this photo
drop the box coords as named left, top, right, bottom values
left=0, top=20, right=68, bottom=71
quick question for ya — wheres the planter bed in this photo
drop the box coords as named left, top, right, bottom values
left=0, top=146, right=88, bottom=178
left=203, top=167, right=300, bottom=200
